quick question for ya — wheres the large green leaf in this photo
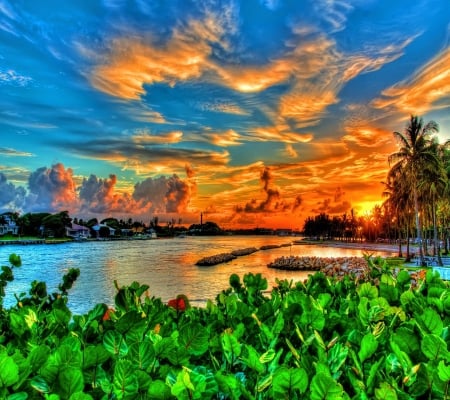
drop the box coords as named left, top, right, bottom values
left=59, top=367, right=84, bottom=399
left=374, top=382, right=397, bottom=400
left=69, top=393, right=94, bottom=400
left=28, top=345, right=51, bottom=372
left=221, top=331, right=241, bottom=365
left=215, top=371, right=241, bottom=400
left=272, top=367, right=308, bottom=397
left=242, top=345, right=264, bottom=374
left=438, top=360, right=450, bottom=381
left=421, top=334, right=450, bottom=361
left=113, top=359, right=139, bottom=399
left=7, top=393, right=28, bottom=400
left=83, top=345, right=111, bottom=369
left=310, top=372, right=344, bottom=400
left=358, top=333, right=378, bottom=364
left=170, top=368, right=196, bottom=400
left=417, top=308, right=443, bottom=335
left=128, top=341, right=155, bottom=370
left=148, top=379, right=172, bottom=399
left=178, top=323, right=209, bottom=356
left=30, top=376, right=50, bottom=394
left=0, top=353, right=19, bottom=387
left=357, top=283, right=378, bottom=299
left=55, top=345, right=82, bottom=369
left=328, top=342, right=348, bottom=377
left=103, top=330, right=128, bottom=357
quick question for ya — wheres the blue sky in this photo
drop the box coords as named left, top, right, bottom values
left=0, top=0, right=449, bottom=228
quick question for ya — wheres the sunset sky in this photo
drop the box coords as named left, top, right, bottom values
left=0, top=0, right=449, bottom=229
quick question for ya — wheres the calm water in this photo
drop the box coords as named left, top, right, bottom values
left=0, top=236, right=393, bottom=314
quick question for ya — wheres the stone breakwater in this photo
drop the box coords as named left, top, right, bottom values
left=196, top=244, right=284, bottom=266
left=268, top=256, right=370, bottom=279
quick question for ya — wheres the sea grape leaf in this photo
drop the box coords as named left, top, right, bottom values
left=83, top=345, right=110, bottom=369
left=128, top=341, right=155, bottom=370
left=221, top=330, right=241, bottom=365
left=374, top=382, right=397, bottom=400
left=438, top=360, right=450, bottom=381
left=7, top=393, right=28, bottom=400
left=115, top=310, right=146, bottom=336
left=366, top=357, right=384, bottom=393
left=391, top=327, right=420, bottom=358
left=260, top=348, right=276, bottom=364
left=148, top=379, right=172, bottom=399
left=328, top=342, right=348, bottom=376
left=30, top=376, right=50, bottom=394
left=55, top=345, right=82, bottom=369
left=421, top=334, right=450, bottom=361
left=69, top=393, right=93, bottom=400
left=113, top=359, right=139, bottom=399
left=171, top=368, right=196, bottom=399
left=417, top=308, right=443, bottom=335
left=178, top=322, right=209, bottom=356
left=9, top=312, right=27, bottom=337
left=357, top=283, right=378, bottom=299
left=0, top=353, right=19, bottom=387
left=59, top=367, right=84, bottom=399
left=358, top=333, right=378, bottom=364
left=272, top=311, right=285, bottom=337
left=396, top=270, right=411, bottom=285
left=215, top=371, right=241, bottom=399
left=103, top=330, right=128, bottom=357
left=256, top=374, right=272, bottom=392
left=28, top=344, right=51, bottom=372
left=9, top=253, right=22, bottom=267
left=390, top=340, right=412, bottom=372
left=192, top=366, right=218, bottom=398
left=242, top=345, right=264, bottom=374
left=310, top=371, right=344, bottom=400
left=273, top=366, right=309, bottom=397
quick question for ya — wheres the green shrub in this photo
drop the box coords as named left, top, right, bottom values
left=0, top=254, right=449, bottom=399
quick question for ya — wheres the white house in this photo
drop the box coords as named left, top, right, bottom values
left=66, top=223, right=90, bottom=240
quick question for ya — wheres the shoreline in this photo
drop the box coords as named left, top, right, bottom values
left=294, top=239, right=402, bottom=255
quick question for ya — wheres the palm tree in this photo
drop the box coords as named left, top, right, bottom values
left=388, top=115, right=439, bottom=266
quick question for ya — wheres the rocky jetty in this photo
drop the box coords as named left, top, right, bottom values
left=231, top=247, right=258, bottom=256
left=260, top=244, right=281, bottom=250
left=268, top=256, right=369, bottom=279
left=196, top=252, right=237, bottom=266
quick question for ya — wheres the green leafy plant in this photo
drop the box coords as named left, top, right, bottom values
left=0, top=255, right=449, bottom=399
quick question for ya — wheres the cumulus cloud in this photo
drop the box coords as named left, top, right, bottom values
left=0, top=173, right=26, bottom=211
left=78, top=174, right=135, bottom=214
left=26, top=163, right=78, bottom=212
left=133, top=174, right=192, bottom=213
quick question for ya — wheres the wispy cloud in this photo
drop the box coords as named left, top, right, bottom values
left=0, top=147, right=34, bottom=157
left=372, top=48, right=450, bottom=115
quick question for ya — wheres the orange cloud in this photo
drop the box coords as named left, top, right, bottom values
left=131, top=129, right=183, bottom=145
left=371, top=47, right=450, bottom=114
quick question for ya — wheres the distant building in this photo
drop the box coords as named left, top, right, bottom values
left=91, top=223, right=116, bottom=237
left=0, top=214, right=19, bottom=235
left=275, top=228, right=293, bottom=236
left=66, top=223, right=90, bottom=240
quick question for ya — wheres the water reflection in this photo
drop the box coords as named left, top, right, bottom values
left=0, top=237, right=394, bottom=314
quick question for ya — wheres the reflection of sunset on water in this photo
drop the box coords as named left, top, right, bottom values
left=0, top=237, right=396, bottom=313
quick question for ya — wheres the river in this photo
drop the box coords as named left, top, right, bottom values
left=0, top=236, right=394, bottom=314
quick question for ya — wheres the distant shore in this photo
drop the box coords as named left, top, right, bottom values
left=294, top=239, right=401, bottom=255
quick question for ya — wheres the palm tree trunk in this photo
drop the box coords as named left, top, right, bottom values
left=413, top=186, right=425, bottom=266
